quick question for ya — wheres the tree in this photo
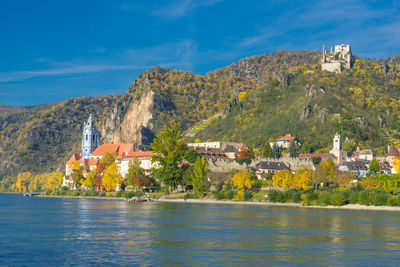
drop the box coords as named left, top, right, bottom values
left=184, top=149, right=200, bottom=164
left=272, top=170, right=293, bottom=188
left=393, top=157, right=400, bottom=174
left=231, top=170, right=255, bottom=190
left=288, top=140, right=300, bottom=158
left=151, top=122, right=188, bottom=193
left=100, top=152, right=115, bottom=169
left=272, top=144, right=281, bottom=159
left=15, top=172, right=32, bottom=192
left=191, top=157, right=208, bottom=195
left=369, top=158, right=381, bottom=173
left=102, top=163, right=122, bottom=191
left=125, top=158, right=147, bottom=189
left=262, top=141, right=272, bottom=158
left=82, top=169, right=97, bottom=190
left=68, top=160, right=83, bottom=188
left=292, top=170, right=311, bottom=190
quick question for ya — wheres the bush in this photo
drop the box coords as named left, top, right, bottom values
left=116, top=191, right=125, bottom=198
left=99, top=192, right=106, bottom=197
left=331, top=192, right=346, bottom=206
left=319, top=191, right=331, bottom=206
left=358, top=190, right=370, bottom=205
left=184, top=193, right=197, bottom=199
left=305, top=191, right=319, bottom=205
left=371, top=192, right=388, bottom=206
left=87, top=191, right=98, bottom=196
left=224, top=189, right=235, bottom=200
left=349, top=191, right=359, bottom=204
left=244, top=190, right=253, bottom=201
left=284, top=189, right=301, bottom=203
left=267, top=190, right=284, bottom=202
left=214, top=191, right=224, bottom=200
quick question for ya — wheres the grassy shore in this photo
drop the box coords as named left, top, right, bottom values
left=29, top=193, right=400, bottom=212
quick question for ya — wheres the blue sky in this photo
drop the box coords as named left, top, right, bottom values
left=0, top=0, right=399, bottom=106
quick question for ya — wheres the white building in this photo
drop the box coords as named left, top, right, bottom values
left=270, top=134, right=300, bottom=149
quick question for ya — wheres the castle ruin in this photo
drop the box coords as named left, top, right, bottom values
left=321, top=44, right=353, bottom=73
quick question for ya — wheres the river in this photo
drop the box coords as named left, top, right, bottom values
left=1, top=193, right=400, bottom=266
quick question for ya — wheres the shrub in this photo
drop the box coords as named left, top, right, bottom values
left=125, top=192, right=135, bottom=198
left=358, top=190, right=370, bottom=205
left=214, top=191, right=224, bottom=200
left=116, top=191, right=125, bottom=198
left=267, top=190, right=284, bottom=202
left=305, top=191, right=319, bottom=205
left=99, top=192, right=106, bottom=197
left=244, top=190, right=253, bottom=201
left=224, top=189, right=235, bottom=200
left=371, top=192, right=388, bottom=206
left=319, top=191, right=331, bottom=206
left=387, top=197, right=397, bottom=206
left=284, top=189, right=301, bottom=203
left=349, top=191, right=359, bottom=204
left=184, top=193, right=197, bottom=199
left=331, top=192, right=346, bottom=206
left=88, top=191, right=98, bottom=196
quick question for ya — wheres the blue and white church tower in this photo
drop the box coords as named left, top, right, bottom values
left=81, top=114, right=98, bottom=159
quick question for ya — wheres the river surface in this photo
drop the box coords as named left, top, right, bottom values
left=1, top=193, right=400, bottom=266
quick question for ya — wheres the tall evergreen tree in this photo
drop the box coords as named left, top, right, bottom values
left=272, top=144, right=281, bottom=159
left=288, top=140, right=300, bottom=158
left=262, top=141, right=273, bottom=158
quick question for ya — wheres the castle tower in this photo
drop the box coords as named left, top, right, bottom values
left=81, top=114, right=98, bottom=159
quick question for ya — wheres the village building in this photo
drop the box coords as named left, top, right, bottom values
left=351, top=149, right=374, bottom=161
left=338, top=161, right=368, bottom=177
left=118, top=151, right=154, bottom=177
left=187, top=141, right=245, bottom=159
left=269, top=134, right=300, bottom=149
left=254, top=161, right=289, bottom=179
left=386, top=144, right=399, bottom=174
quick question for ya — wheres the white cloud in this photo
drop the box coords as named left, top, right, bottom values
left=151, top=0, right=223, bottom=18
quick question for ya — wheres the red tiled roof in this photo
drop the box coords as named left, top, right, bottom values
left=277, top=135, right=296, bottom=141
left=125, top=151, right=153, bottom=158
left=387, top=145, right=399, bottom=157
left=67, top=153, right=81, bottom=163
left=83, top=158, right=99, bottom=166
left=300, top=153, right=333, bottom=158
left=91, top=144, right=135, bottom=157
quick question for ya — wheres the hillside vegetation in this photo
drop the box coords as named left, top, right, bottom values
left=1, top=50, right=400, bottom=180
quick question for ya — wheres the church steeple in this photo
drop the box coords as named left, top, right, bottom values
left=81, top=114, right=98, bottom=159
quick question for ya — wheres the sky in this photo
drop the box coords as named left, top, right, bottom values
left=0, top=0, right=399, bottom=106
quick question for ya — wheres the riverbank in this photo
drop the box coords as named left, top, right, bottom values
left=31, top=193, right=400, bottom=212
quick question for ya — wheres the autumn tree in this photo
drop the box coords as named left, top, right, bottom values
left=292, top=170, right=311, bottom=190
left=100, top=152, right=116, bottom=169
left=68, top=160, right=83, bottom=188
left=151, top=122, right=188, bottom=193
left=125, top=158, right=150, bottom=189
left=191, top=157, right=209, bottom=195
left=102, top=163, right=122, bottom=191
left=15, top=172, right=32, bottom=192
left=82, top=169, right=97, bottom=190
left=272, top=170, right=293, bottom=188
left=231, top=170, right=255, bottom=190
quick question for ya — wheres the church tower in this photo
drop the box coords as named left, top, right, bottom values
left=333, top=132, right=341, bottom=151
left=81, top=114, right=98, bottom=159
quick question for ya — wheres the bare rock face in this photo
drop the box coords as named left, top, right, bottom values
left=101, top=90, right=155, bottom=148
left=299, top=104, right=312, bottom=120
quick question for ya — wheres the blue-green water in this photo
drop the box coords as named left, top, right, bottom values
left=1, top=194, right=400, bottom=266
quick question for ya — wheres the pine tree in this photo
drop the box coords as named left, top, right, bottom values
left=262, top=141, right=273, bottom=158
left=272, top=144, right=281, bottom=159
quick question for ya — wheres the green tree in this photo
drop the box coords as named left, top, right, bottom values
left=191, top=157, right=208, bottom=195
left=151, top=122, right=188, bottom=194
left=125, top=158, right=146, bottom=189
left=262, top=141, right=273, bottom=158
left=272, top=144, right=281, bottom=159
left=369, top=158, right=381, bottom=173
left=288, top=140, right=300, bottom=158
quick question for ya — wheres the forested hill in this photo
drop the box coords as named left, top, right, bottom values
left=1, top=50, right=400, bottom=178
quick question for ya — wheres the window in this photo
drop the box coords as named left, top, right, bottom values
left=86, top=135, right=88, bottom=140
left=93, top=135, right=95, bottom=141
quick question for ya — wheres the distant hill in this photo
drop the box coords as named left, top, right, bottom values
left=1, top=49, right=400, bottom=178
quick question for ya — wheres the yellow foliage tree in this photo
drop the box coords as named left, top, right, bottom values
left=194, top=138, right=201, bottom=143
left=292, top=170, right=311, bottom=190
left=272, top=170, right=293, bottom=188
left=15, top=172, right=32, bottom=192
left=393, top=156, right=400, bottom=174
left=102, top=163, right=122, bottom=191
left=82, top=169, right=97, bottom=190
left=359, top=177, right=381, bottom=189
left=238, top=91, right=248, bottom=102
left=231, top=170, right=255, bottom=190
